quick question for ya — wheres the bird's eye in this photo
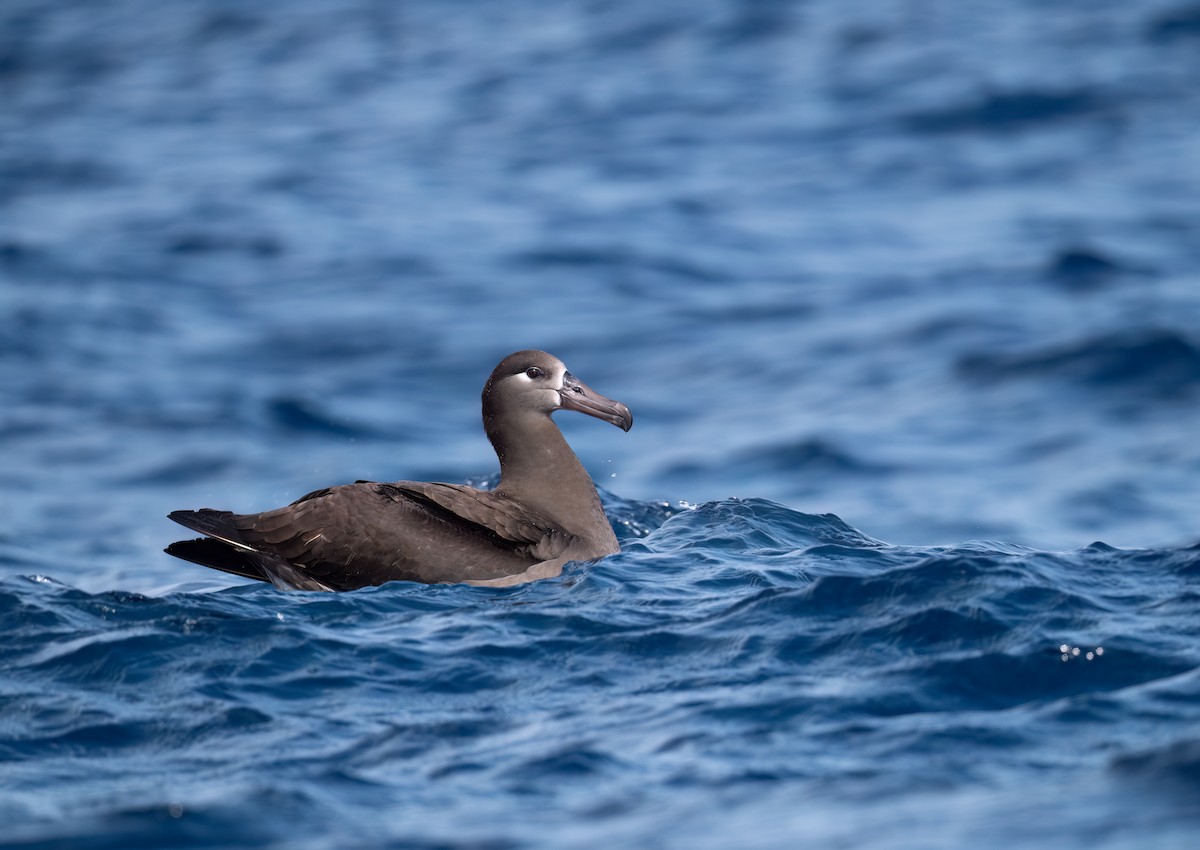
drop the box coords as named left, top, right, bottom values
left=525, top=367, right=544, bottom=379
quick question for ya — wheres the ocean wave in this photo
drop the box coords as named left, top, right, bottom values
left=957, top=329, right=1200, bottom=396
left=3, top=496, right=1200, bottom=847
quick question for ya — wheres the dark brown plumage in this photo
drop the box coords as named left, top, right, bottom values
left=165, top=351, right=632, bottom=590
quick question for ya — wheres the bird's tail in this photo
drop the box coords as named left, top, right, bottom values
left=165, top=509, right=335, bottom=591
left=164, top=537, right=269, bottom=583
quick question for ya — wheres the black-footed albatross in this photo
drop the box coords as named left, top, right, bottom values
left=165, top=350, right=632, bottom=590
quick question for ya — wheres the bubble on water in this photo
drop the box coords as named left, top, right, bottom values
left=1058, top=644, right=1104, bottom=662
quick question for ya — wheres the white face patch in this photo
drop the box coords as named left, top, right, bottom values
left=512, top=365, right=566, bottom=405
left=547, top=368, right=565, bottom=406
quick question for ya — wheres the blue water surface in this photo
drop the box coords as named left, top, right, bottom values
left=3, top=0, right=1200, bottom=847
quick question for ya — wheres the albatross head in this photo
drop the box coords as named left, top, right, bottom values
left=483, top=350, right=633, bottom=432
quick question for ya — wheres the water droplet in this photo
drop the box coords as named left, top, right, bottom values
left=1095, top=647, right=1104, bottom=656
left=168, top=802, right=184, bottom=818
left=1059, top=644, right=1069, bottom=653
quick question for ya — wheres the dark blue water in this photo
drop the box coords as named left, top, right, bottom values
left=3, top=1, right=1200, bottom=847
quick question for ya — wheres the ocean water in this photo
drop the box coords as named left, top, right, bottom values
left=3, top=0, right=1200, bottom=847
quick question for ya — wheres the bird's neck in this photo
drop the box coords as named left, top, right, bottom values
left=488, top=413, right=616, bottom=551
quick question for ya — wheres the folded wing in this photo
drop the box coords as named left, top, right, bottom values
left=167, top=481, right=574, bottom=589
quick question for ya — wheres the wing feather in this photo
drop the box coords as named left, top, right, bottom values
left=217, top=481, right=568, bottom=587
left=380, top=482, right=564, bottom=549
